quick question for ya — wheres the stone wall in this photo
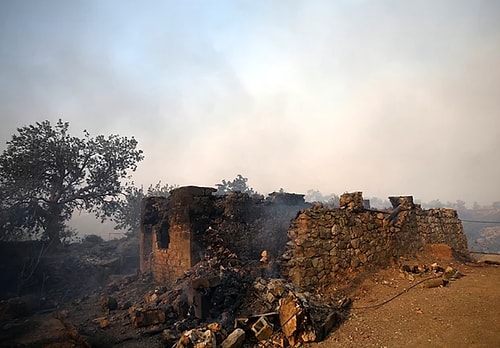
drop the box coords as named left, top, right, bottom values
left=281, top=193, right=468, bottom=289
left=416, top=207, right=468, bottom=257
left=140, top=187, right=217, bottom=283
left=140, top=188, right=468, bottom=288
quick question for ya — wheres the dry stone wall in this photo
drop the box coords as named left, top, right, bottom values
left=282, top=193, right=469, bottom=289
left=416, top=207, right=468, bottom=257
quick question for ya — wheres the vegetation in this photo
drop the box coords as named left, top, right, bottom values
left=215, top=174, right=256, bottom=195
left=0, top=120, right=143, bottom=247
left=305, top=189, right=340, bottom=207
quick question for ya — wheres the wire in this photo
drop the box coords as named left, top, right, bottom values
left=461, top=219, right=500, bottom=224
left=351, top=274, right=442, bottom=310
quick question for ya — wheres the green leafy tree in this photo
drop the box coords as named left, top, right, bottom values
left=114, top=182, right=176, bottom=236
left=0, top=119, right=144, bottom=247
left=215, top=174, right=256, bottom=195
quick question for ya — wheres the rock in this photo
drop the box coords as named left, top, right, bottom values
left=162, top=329, right=178, bottom=342
left=145, top=293, right=158, bottom=303
left=120, top=300, right=132, bottom=310
left=351, top=238, right=360, bottom=249
left=187, top=285, right=211, bottom=320
left=129, top=308, right=166, bottom=327
left=260, top=250, right=269, bottom=263
left=277, top=291, right=323, bottom=345
left=175, top=328, right=217, bottom=348
left=191, top=276, right=221, bottom=289
left=93, top=316, right=110, bottom=329
left=422, top=278, right=449, bottom=288
left=202, top=329, right=217, bottom=348
left=207, top=322, right=226, bottom=344
left=221, top=328, right=246, bottom=348
left=279, top=294, right=304, bottom=342
left=101, top=295, right=118, bottom=312
left=266, top=278, right=286, bottom=297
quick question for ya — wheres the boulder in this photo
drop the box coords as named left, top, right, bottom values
left=221, top=328, right=246, bottom=348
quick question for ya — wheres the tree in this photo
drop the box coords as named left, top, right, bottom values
left=0, top=119, right=144, bottom=247
left=304, top=189, right=324, bottom=203
left=305, top=189, right=340, bottom=207
left=367, top=197, right=390, bottom=209
left=215, top=174, right=256, bottom=195
left=454, top=200, right=467, bottom=211
left=425, top=199, right=444, bottom=209
left=114, top=182, right=176, bottom=236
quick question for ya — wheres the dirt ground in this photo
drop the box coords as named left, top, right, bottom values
left=308, top=260, right=500, bottom=348
left=2, top=250, right=499, bottom=347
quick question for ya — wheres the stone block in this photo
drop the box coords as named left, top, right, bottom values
left=339, top=192, right=364, bottom=212
left=221, top=328, right=246, bottom=348
left=350, top=238, right=360, bottom=249
left=187, top=286, right=211, bottom=320
left=93, top=316, right=110, bottom=329
left=279, top=294, right=304, bottom=340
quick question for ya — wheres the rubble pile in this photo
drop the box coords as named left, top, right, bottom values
left=399, top=261, right=464, bottom=287
left=238, top=277, right=348, bottom=346
left=88, top=229, right=347, bottom=347
left=141, top=186, right=309, bottom=284
left=159, top=275, right=348, bottom=348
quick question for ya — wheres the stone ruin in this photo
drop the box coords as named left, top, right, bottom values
left=138, top=186, right=469, bottom=346
left=140, top=186, right=309, bottom=284
left=141, top=187, right=468, bottom=288
left=282, top=193, right=468, bottom=290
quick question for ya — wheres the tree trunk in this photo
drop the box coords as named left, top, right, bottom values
left=45, top=204, right=64, bottom=251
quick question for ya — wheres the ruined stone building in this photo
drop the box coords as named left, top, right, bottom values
left=140, top=186, right=468, bottom=289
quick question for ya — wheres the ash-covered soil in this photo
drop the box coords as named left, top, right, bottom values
left=1, top=237, right=499, bottom=347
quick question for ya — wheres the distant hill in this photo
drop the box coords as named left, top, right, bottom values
left=458, top=208, right=500, bottom=253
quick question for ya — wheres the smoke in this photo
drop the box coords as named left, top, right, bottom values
left=1, top=0, right=500, bottom=205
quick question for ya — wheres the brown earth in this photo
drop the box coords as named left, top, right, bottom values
left=307, top=259, right=500, bottom=348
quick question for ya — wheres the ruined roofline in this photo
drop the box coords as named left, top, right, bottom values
left=156, top=187, right=460, bottom=216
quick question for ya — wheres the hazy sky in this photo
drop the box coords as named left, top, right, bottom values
left=1, top=0, right=499, bottom=206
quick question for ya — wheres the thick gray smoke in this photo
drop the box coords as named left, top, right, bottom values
left=1, top=0, right=500, bottom=207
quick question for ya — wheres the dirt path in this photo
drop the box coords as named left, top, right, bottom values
left=308, top=263, right=500, bottom=347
